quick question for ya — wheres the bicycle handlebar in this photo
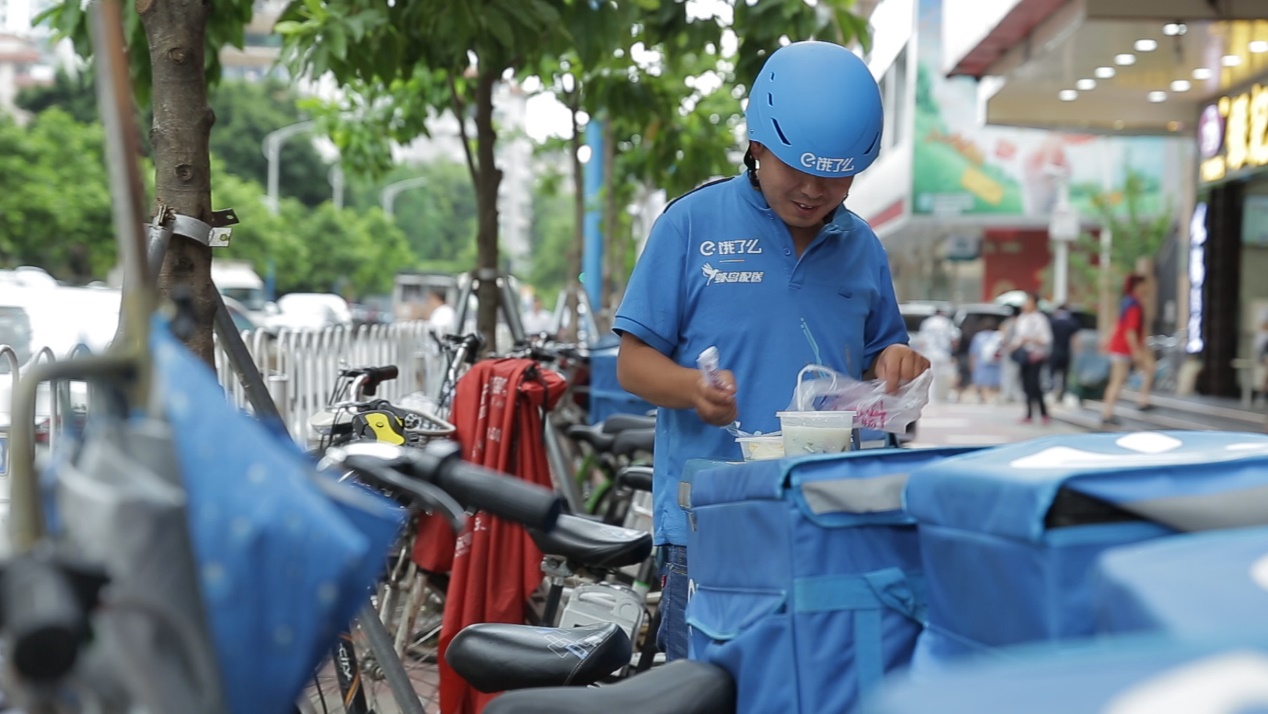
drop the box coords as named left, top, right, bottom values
left=340, top=365, right=400, bottom=398
left=321, top=441, right=562, bottom=532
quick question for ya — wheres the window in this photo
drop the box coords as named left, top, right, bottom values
left=879, top=45, right=909, bottom=151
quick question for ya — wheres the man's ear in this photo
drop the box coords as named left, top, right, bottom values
left=749, top=141, right=766, bottom=160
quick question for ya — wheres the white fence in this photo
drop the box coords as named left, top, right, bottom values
left=214, top=320, right=446, bottom=444
left=0, top=320, right=445, bottom=484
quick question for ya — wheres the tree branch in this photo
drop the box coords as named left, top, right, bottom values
left=447, top=71, right=479, bottom=186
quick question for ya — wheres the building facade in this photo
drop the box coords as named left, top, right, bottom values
left=851, top=0, right=1186, bottom=314
left=937, top=0, right=1267, bottom=397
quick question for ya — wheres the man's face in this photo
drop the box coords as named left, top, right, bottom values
left=752, top=142, right=855, bottom=232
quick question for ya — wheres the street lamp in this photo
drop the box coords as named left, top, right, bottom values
left=380, top=176, right=430, bottom=218
left=262, top=120, right=315, bottom=215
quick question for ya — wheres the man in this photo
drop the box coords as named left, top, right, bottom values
left=917, top=308, right=959, bottom=401
left=613, top=41, right=930, bottom=661
left=1047, top=303, right=1081, bottom=402
left=425, top=290, right=456, bottom=337
left=522, top=295, right=554, bottom=336
left=918, top=308, right=959, bottom=360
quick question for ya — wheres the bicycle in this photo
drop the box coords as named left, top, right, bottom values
left=482, top=654, right=735, bottom=713
left=1, top=334, right=563, bottom=714
left=304, top=364, right=457, bottom=713
left=525, top=339, right=656, bottom=522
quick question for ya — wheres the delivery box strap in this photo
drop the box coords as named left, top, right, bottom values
left=792, top=568, right=926, bottom=694
left=799, top=474, right=909, bottom=515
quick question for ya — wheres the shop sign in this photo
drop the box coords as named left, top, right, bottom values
left=1198, top=83, right=1268, bottom=185
left=1187, top=203, right=1207, bottom=354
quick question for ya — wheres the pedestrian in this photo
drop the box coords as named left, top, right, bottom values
left=998, top=305, right=1022, bottom=403
left=917, top=307, right=959, bottom=403
left=918, top=308, right=959, bottom=361
left=1010, top=292, right=1052, bottom=424
left=969, top=317, right=1004, bottom=403
left=424, top=290, right=455, bottom=337
left=522, top=295, right=554, bottom=336
left=1100, top=274, right=1154, bottom=424
left=1047, top=303, right=1081, bottom=402
left=612, top=41, right=930, bottom=661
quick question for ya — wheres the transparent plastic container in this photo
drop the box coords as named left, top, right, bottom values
left=736, top=434, right=785, bottom=461
left=777, top=410, right=856, bottom=456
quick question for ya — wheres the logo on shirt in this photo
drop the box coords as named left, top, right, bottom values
left=703, top=263, right=764, bottom=285
left=700, top=239, right=763, bottom=256
left=800, top=152, right=855, bottom=174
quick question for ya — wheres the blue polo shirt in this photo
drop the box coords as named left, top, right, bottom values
left=613, top=174, right=908, bottom=546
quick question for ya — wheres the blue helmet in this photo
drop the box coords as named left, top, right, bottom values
left=745, top=41, right=884, bottom=178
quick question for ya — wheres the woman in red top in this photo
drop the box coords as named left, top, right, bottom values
left=1100, top=274, right=1154, bottom=425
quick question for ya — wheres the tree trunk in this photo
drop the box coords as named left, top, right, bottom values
left=472, top=71, right=502, bottom=353
left=139, top=0, right=217, bottom=365
left=565, top=103, right=585, bottom=341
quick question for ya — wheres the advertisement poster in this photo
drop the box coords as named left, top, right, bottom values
left=914, top=0, right=1174, bottom=218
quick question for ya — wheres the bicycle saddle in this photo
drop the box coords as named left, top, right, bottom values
left=483, top=659, right=736, bottom=714
left=530, top=514, right=652, bottom=570
left=616, top=466, right=654, bottom=494
left=446, top=622, right=631, bottom=693
left=565, top=423, right=616, bottom=452
left=611, top=428, right=655, bottom=459
left=600, top=414, right=656, bottom=433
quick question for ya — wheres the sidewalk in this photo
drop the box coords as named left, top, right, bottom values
left=908, top=396, right=1089, bottom=449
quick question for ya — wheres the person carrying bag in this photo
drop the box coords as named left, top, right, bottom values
left=1010, top=292, right=1053, bottom=424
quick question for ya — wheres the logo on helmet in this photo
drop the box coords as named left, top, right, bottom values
left=800, top=152, right=855, bottom=174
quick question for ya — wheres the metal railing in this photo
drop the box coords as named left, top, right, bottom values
left=213, top=321, right=445, bottom=444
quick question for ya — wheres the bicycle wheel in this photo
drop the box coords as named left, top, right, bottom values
left=305, top=534, right=447, bottom=713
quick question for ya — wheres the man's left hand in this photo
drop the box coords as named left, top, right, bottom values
left=873, top=344, right=931, bottom=394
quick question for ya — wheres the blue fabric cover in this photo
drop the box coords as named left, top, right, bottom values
left=1094, top=526, right=1268, bottom=637
left=685, top=447, right=978, bottom=713
left=151, top=318, right=405, bottom=714
left=906, top=431, right=1268, bottom=542
left=866, top=635, right=1268, bottom=714
left=905, top=431, right=1268, bottom=667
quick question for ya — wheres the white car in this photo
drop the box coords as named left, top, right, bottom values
left=273, top=293, right=354, bottom=331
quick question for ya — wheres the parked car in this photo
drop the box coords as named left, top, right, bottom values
left=274, top=293, right=354, bottom=331
left=900, top=303, right=937, bottom=339
left=350, top=298, right=393, bottom=327
left=211, top=260, right=283, bottom=326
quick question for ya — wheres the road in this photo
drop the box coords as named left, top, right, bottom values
left=909, top=397, right=1088, bottom=449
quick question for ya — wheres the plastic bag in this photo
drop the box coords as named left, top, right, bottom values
left=786, top=364, right=933, bottom=434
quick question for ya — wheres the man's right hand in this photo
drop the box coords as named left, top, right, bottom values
left=693, top=370, right=738, bottom=426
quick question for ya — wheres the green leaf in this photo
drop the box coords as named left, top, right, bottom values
left=302, top=0, right=327, bottom=21
left=273, top=20, right=304, bottom=35
left=327, top=25, right=348, bottom=60
left=484, top=8, right=514, bottom=50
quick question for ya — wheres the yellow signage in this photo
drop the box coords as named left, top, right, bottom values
left=1200, top=83, right=1268, bottom=184
left=959, top=166, right=1005, bottom=206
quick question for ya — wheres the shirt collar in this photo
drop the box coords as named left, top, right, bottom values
left=731, top=173, right=851, bottom=237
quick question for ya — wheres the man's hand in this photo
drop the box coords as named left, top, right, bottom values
left=693, top=370, right=738, bottom=426
left=873, top=344, right=931, bottom=394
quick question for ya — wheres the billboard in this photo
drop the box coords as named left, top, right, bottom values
left=914, top=0, right=1175, bottom=219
